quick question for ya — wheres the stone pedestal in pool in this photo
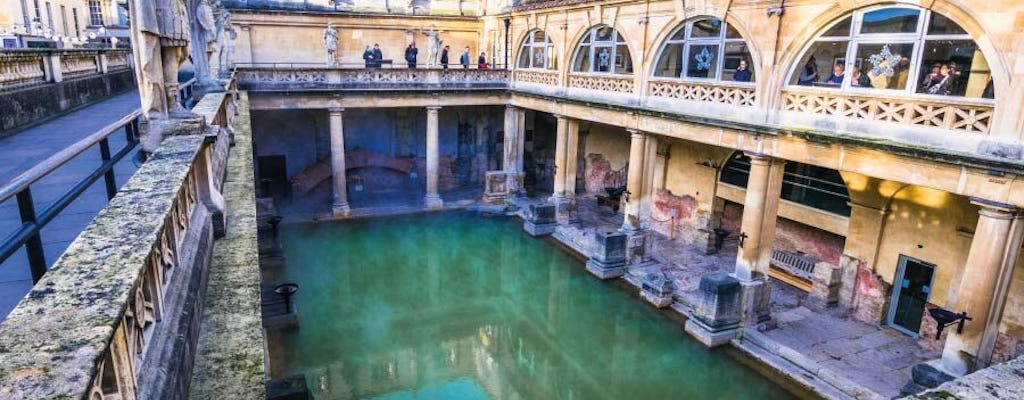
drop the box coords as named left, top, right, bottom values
left=686, top=273, right=743, bottom=347
left=640, top=272, right=675, bottom=308
left=523, top=203, right=558, bottom=236
left=586, top=231, right=627, bottom=279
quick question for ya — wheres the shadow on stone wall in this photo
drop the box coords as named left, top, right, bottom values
left=0, top=69, right=137, bottom=137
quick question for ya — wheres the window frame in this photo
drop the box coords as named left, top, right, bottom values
left=653, top=18, right=753, bottom=84
left=88, top=0, right=104, bottom=27
left=788, top=5, right=992, bottom=101
left=571, top=25, right=633, bottom=75
left=517, top=29, right=556, bottom=71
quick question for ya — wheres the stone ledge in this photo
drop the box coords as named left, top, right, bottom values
left=902, top=355, right=1024, bottom=399
left=189, top=91, right=267, bottom=399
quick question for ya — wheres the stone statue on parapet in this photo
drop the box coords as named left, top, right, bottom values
left=323, top=23, right=340, bottom=67
left=131, top=0, right=191, bottom=120
left=420, top=26, right=443, bottom=68
left=192, top=0, right=218, bottom=84
left=215, top=8, right=236, bottom=77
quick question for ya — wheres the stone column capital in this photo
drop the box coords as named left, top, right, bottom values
left=426, top=105, right=442, bottom=112
left=505, top=104, right=518, bottom=111
left=970, top=198, right=1019, bottom=218
left=626, top=129, right=646, bottom=139
left=328, top=107, right=345, bottom=115
left=744, top=152, right=781, bottom=166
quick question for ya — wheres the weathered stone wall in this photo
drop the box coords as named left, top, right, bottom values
left=0, top=69, right=136, bottom=137
left=582, top=124, right=630, bottom=195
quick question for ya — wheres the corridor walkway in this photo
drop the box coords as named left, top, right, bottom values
left=0, top=90, right=141, bottom=319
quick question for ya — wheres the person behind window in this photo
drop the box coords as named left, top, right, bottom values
left=478, top=52, right=488, bottom=69
left=924, top=64, right=953, bottom=95
left=824, top=64, right=845, bottom=85
left=947, top=62, right=964, bottom=96
left=850, top=67, right=870, bottom=88
left=798, top=56, right=819, bottom=86
left=733, top=59, right=752, bottom=82
left=920, top=62, right=942, bottom=92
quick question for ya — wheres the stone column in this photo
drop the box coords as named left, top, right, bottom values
left=329, top=108, right=350, bottom=216
left=424, top=106, right=444, bottom=209
left=622, top=130, right=647, bottom=231
left=733, top=153, right=785, bottom=326
left=503, top=105, right=525, bottom=196
left=563, top=118, right=580, bottom=198
left=550, top=115, right=568, bottom=202
left=940, top=200, right=1020, bottom=375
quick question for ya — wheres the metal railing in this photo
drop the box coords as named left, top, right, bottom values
left=0, top=110, right=141, bottom=282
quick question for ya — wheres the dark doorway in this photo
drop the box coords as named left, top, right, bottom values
left=887, top=256, right=936, bottom=336
left=257, top=155, right=290, bottom=202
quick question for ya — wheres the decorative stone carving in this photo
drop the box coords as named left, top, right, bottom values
left=216, top=10, right=237, bottom=77
left=189, top=0, right=218, bottom=84
left=783, top=88, right=993, bottom=134
left=420, top=26, right=443, bottom=68
left=323, top=23, right=340, bottom=66
left=648, top=79, right=756, bottom=106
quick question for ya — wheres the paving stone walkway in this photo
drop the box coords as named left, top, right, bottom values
left=553, top=194, right=937, bottom=399
left=0, top=90, right=141, bottom=319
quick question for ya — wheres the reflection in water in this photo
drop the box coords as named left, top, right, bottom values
left=278, top=212, right=795, bottom=400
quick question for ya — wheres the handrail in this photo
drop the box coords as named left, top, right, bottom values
left=0, top=109, right=141, bottom=203
left=0, top=109, right=141, bottom=282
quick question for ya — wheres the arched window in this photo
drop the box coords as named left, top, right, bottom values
left=789, top=6, right=994, bottom=99
left=518, top=30, right=556, bottom=70
left=720, top=153, right=851, bottom=216
left=654, top=18, right=754, bottom=83
left=572, top=25, right=633, bottom=74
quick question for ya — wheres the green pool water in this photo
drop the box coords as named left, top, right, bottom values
left=277, top=212, right=797, bottom=400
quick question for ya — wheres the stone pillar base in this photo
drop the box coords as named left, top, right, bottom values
left=623, top=228, right=653, bottom=265
left=687, top=273, right=742, bottom=347
left=523, top=221, right=557, bottom=236
left=555, top=197, right=578, bottom=224
left=739, top=277, right=773, bottom=329
left=685, top=318, right=739, bottom=348
left=639, top=268, right=673, bottom=308
left=424, top=195, right=444, bottom=209
left=586, top=258, right=627, bottom=279
left=332, top=202, right=351, bottom=217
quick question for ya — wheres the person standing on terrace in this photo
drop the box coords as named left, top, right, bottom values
left=461, top=46, right=471, bottom=69
left=478, top=52, right=488, bottom=69
left=441, top=45, right=450, bottom=69
left=363, top=46, right=374, bottom=68
left=372, top=44, right=383, bottom=68
left=405, top=43, right=418, bottom=68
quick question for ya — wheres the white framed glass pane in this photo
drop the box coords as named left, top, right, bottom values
left=854, top=42, right=915, bottom=90
left=917, top=40, right=987, bottom=97
left=726, top=24, right=742, bottom=39
left=533, top=30, right=546, bottom=42
left=573, top=45, right=591, bottom=72
left=927, top=13, right=968, bottom=36
left=595, top=46, right=613, bottom=72
left=531, top=46, right=546, bottom=68
left=615, top=44, right=633, bottom=74
left=547, top=45, right=557, bottom=70
left=685, top=44, right=719, bottom=78
left=860, top=8, right=920, bottom=34
left=518, top=46, right=531, bottom=68
left=822, top=17, right=852, bottom=37
left=670, top=27, right=686, bottom=41
left=654, top=43, right=684, bottom=77
left=791, top=40, right=849, bottom=86
left=690, top=19, right=722, bottom=38
left=722, top=42, right=754, bottom=82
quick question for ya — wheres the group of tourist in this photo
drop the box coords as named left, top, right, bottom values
left=796, top=55, right=973, bottom=96
left=361, top=43, right=490, bottom=69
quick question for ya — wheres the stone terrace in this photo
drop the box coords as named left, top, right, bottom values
left=545, top=194, right=937, bottom=399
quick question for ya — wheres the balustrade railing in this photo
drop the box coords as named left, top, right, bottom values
left=0, top=49, right=133, bottom=91
left=567, top=73, right=636, bottom=94
left=236, top=66, right=509, bottom=89
left=513, top=69, right=559, bottom=86
left=0, top=52, right=47, bottom=90
left=0, top=80, right=238, bottom=399
left=648, top=79, right=756, bottom=106
left=782, top=87, right=994, bottom=135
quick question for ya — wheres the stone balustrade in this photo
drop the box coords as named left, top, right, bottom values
left=0, top=85, right=237, bottom=398
left=0, top=49, right=133, bottom=91
left=236, top=66, right=509, bottom=90
left=782, top=87, right=994, bottom=135
left=567, top=73, right=635, bottom=94
left=648, top=78, right=756, bottom=107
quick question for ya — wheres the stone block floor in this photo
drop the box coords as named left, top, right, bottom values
left=550, top=194, right=939, bottom=399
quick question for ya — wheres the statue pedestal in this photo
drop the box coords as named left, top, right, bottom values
left=586, top=231, right=627, bottom=279
left=685, top=273, right=742, bottom=347
left=523, top=203, right=557, bottom=236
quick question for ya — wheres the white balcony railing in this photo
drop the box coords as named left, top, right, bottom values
left=648, top=79, right=756, bottom=107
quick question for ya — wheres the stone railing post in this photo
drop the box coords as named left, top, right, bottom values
left=44, top=51, right=63, bottom=83
left=98, top=51, right=109, bottom=74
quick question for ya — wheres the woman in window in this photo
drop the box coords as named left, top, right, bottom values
left=798, top=56, right=820, bottom=86
left=924, top=64, right=953, bottom=96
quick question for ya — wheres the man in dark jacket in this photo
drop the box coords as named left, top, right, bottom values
left=372, top=44, right=383, bottom=68
left=405, top=43, right=418, bottom=69
left=733, top=60, right=752, bottom=82
left=440, top=45, right=450, bottom=69
left=460, top=46, right=470, bottom=69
